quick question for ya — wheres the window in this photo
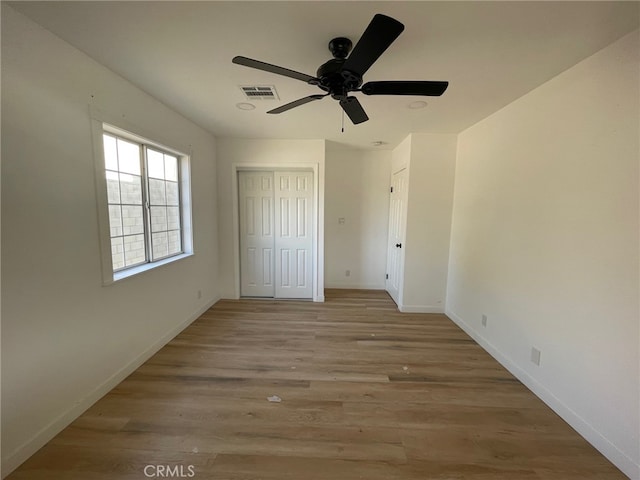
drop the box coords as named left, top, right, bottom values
left=99, top=126, right=192, bottom=280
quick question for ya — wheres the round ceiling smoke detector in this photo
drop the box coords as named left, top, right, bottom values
left=236, top=102, right=256, bottom=110
left=408, top=100, right=428, bottom=109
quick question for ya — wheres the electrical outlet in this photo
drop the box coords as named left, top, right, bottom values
left=481, top=314, right=487, bottom=327
left=531, top=347, right=541, bottom=366
left=345, top=270, right=351, bottom=277
left=197, top=290, right=202, bottom=299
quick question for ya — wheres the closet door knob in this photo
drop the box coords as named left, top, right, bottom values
left=395, top=243, right=402, bottom=248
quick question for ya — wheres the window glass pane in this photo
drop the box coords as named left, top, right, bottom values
left=111, top=237, right=125, bottom=271
left=147, top=149, right=165, bottom=179
left=119, top=174, right=142, bottom=204
left=164, top=155, right=178, bottom=181
left=117, top=138, right=141, bottom=175
left=167, top=207, right=180, bottom=230
left=148, top=178, right=166, bottom=205
left=124, top=234, right=146, bottom=266
left=103, top=135, right=118, bottom=170
left=106, top=171, right=121, bottom=204
left=121, top=205, right=145, bottom=235
left=108, top=205, right=123, bottom=237
left=165, top=182, right=179, bottom=206
left=167, top=230, right=181, bottom=255
left=150, top=206, right=167, bottom=232
left=152, top=231, right=169, bottom=259
left=102, top=130, right=188, bottom=275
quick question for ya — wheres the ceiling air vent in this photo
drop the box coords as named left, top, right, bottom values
left=239, top=85, right=279, bottom=100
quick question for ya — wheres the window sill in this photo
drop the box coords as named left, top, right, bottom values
left=110, top=252, right=193, bottom=284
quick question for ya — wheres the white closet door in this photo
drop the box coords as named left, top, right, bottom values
left=274, top=172, right=313, bottom=299
left=239, top=171, right=275, bottom=297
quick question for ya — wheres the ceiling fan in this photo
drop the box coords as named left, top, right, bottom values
left=232, top=14, right=448, bottom=125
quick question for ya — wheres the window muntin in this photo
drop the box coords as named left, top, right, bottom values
left=103, top=133, right=183, bottom=272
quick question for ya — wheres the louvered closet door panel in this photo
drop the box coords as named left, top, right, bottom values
left=239, top=171, right=275, bottom=297
left=274, top=172, right=313, bottom=299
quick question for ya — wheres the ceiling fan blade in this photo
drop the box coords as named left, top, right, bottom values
left=341, top=14, right=404, bottom=77
left=339, top=97, right=369, bottom=124
left=362, top=80, right=449, bottom=96
left=267, top=94, right=327, bottom=114
left=232, top=56, right=317, bottom=83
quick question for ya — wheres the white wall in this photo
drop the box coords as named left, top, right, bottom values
left=1, top=6, right=219, bottom=476
left=446, top=30, right=639, bottom=479
left=388, top=134, right=457, bottom=313
left=391, top=134, right=412, bottom=174
left=402, top=134, right=457, bottom=312
left=324, top=145, right=391, bottom=289
left=216, top=138, right=325, bottom=300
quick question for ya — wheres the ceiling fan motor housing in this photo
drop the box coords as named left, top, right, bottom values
left=314, top=37, right=362, bottom=99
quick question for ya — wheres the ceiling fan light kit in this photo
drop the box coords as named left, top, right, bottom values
left=232, top=13, right=449, bottom=125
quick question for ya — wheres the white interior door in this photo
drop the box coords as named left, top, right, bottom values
left=386, top=168, right=408, bottom=306
left=239, top=171, right=275, bottom=297
left=274, top=171, right=313, bottom=299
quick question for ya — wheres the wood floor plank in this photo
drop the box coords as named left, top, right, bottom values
left=7, top=289, right=626, bottom=479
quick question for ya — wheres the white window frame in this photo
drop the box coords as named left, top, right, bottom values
left=92, top=119, right=193, bottom=284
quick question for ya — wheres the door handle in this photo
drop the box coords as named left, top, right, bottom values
left=395, top=243, right=402, bottom=248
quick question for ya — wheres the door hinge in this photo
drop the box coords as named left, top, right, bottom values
left=385, top=273, right=389, bottom=279
left=390, top=186, right=394, bottom=193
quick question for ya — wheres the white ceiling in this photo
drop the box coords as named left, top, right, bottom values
left=10, top=1, right=639, bottom=150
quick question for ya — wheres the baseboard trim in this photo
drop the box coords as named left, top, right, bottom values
left=1, top=296, right=220, bottom=479
left=445, top=308, right=639, bottom=480
left=399, top=304, right=444, bottom=313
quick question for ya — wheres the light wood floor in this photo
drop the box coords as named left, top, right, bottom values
left=9, top=289, right=625, bottom=479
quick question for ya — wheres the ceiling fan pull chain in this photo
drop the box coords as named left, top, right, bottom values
left=341, top=109, right=345, bottom=133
